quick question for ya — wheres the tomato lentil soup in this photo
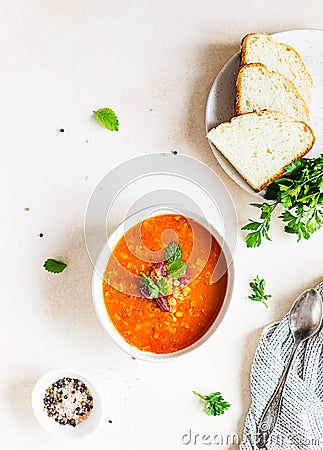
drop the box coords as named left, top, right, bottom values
left=102, top=214, right=228, bottom=354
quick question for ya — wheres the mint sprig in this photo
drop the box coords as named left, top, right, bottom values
left=94, top=107, right=119, bottom=131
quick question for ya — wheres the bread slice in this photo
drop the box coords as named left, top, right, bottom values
left=236, top=63, right=310, bottom=122
left=207, top=111, right=315, bottom=191
left=241, top=33, right=313, bottom=106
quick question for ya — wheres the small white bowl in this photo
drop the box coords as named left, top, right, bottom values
left=92, top=206, right=234, bottom=362
left=31, top=369, right=103, bottom=439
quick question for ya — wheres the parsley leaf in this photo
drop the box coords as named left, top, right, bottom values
left=285, top=159, right=302, bottom=173
left=193, top=391, right=230, bottom=416
left=43, top=258, right=67, bottom=274
left=280, top=199, right=323, bottom=240
left=165, top=242, right=182, bottom=263
left=166, top=260, right=186, bottom=278
left=242, top=155, right=323, bottom=246
left=140, top=273, right=159, bottom=299
left=241, top=203, right=277, bottom=247
left=248, top=275, right=271, bottom=308
left=94, top=107, right=119, bottom=131
left=157, top=278, right=171, bottom=296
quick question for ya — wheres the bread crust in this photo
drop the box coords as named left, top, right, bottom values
left=235, top=62, right=310, bottom=121
left=255, top=136, right=315, bottom=191
left=240, top=33, right=313, bottom=87
left=240, top=33, right=256, bottom=67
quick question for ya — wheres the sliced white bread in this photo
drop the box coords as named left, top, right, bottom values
left=236, top=63, right=310, bottom=122
left=241, top=33, right=313, bottom=106
left=207, top=111, right=315, bottom=191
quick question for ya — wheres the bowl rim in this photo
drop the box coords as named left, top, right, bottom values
left=91, top=206, right=235, bottom=362
left=31, top=369, right=103, bottom=439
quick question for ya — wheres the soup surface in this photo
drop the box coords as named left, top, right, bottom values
left=102, top=214, right=228, bottom=354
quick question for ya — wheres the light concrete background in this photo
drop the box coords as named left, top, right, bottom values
left=2, top=1, right=323, bottom=449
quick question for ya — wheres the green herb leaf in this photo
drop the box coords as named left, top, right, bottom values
left=165, top=242, right=182, bottom=263
left=242, top=155, right=323, bottom=246
left=140, top=273, right=160, bottom=298
left=248, top=275, right=271, bottom=308
left=263, top=181, right=280, bottom=201
left=147, top=284, right=159, bottom=299
left=157, top=278, right=171, bottom=296
left=140, top=274, right=159, bottom=297
left=241, top=203, right=277, bottom=247
left=193, top=391, right=230, bottom=416
left=166, top=260, right=186, bottom=278
left=94, top=107, right=119, bottom=131
left=43, top=258, right=67, bottom=274
left=285, top=159, right=302, bottom=173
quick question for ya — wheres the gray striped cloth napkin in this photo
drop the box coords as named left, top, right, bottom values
left=240, top=283, right=323, bottom=450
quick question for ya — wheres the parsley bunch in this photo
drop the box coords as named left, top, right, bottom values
left=242, top=156, right=323, bottom=247
left=193, top=391, right=230, bottom=416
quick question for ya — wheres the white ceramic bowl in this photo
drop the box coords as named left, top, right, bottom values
left=31, top=369, right=103, bottom=438
left=92, top=207, right=234, bottom=362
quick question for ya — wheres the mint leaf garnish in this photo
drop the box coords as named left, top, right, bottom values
left=165, top=242, right=182, bottom=263
left=43, top=258, right=67, bottom=274
left=166, top=260, right=186, bottom=278
left=94, top=107, right=119, bottom=131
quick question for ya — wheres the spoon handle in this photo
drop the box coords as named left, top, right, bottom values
left=256, top=344, right=297, bottom=448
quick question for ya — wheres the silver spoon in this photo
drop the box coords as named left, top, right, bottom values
left=257, top=287, right=323, bottom=448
